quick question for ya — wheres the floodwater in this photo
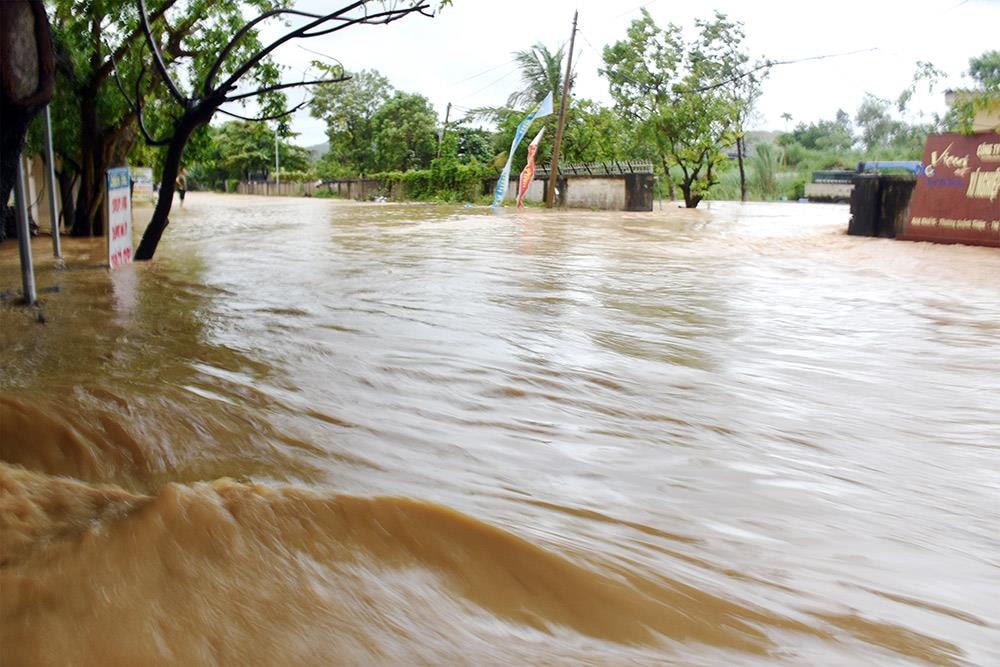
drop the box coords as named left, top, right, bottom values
left=2, top=193, right=999, bottom=665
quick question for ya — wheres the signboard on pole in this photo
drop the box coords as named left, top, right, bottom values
left=130, top=166, right=154, bottom=202
left=901, top=132, right=1000, bottom=247
left=106, top=167, right=133, bottom=268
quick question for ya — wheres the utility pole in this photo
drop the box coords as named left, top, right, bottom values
left=275, top=125, right=280, bottom=193
left=43, top=105, right=61, bottom=258
left=545, top=10, right=577, bottom=209
left=436, top=102, right=452, bottom=159
left=14, top=159, right=37, bottom=305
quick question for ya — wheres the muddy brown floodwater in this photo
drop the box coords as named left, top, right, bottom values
left=2, top=193, right=999, bottom=665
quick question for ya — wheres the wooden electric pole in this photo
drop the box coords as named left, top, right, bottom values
left=545, top=10, right=577, bottom=209
left=437, top=102, right=452, bottom=159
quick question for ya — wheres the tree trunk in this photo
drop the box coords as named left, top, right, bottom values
left=135, top=109, right=208, bottom=260
left=737, top=135, right=748, bottom=202
left=0, top=0, right=54, bottom=241
left=71, top=83, right=103, bottom=236
left=0, top=112, right=32, bottom=241
left=55, top=166, right=76, bottom=231
left=658, top=156, right=676, bottom=201
left=680, top=182, right=701, bottom=209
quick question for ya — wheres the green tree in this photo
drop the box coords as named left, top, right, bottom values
left=782, top=110, right=855, bottom=152
left=310, top=69, right=393, bottom=177
left=855, top=95, right=899, bottom=152
left=370, top=92, right=438, bottom=172
left=691, top=11, right=768, bottom=201
left=507, top=42, right=567, bottom=109
left=186, top=120, right=310, bottom=185
left=46, top=0, right=216, bottom=236
left=130, top=2, right=432, bottom=260
left=602, top=9, right=742, bottom=208
left=969, top=50, right=1000, bottom=88
left=948, top=50, right=1000, bottom=132
left=560, top=99, right=634, bottom=164
left=453, top=126, right=493, bottom=164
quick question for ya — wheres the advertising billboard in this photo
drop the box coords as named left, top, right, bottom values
left=901, top=133, right=1000, bottom=247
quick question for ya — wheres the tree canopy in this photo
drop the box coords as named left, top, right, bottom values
left=602, top=9, right=751, bottom=208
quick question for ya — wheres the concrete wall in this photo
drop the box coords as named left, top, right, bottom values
left=504, top=178, right=546, bottom=203
left=236, top=173, right=651, bottom=211
left=504, top=175, right=634, bottom=210
left=805, top=182, right=853, bottom=202
left=565, top=176, right=626, bottom=210
left=237, top=180, right=326, bottom=197
left=19, top=154, right=59, bottom=232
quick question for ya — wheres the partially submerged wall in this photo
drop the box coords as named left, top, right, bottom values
left=505, top=173, right=653, bottom=211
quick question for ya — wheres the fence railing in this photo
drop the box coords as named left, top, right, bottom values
left=536, top=160, right=654, bottom=179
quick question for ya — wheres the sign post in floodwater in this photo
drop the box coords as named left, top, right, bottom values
left=130, top=167, right=154, bottom=203
left=106, top=167, right=133, bottom=268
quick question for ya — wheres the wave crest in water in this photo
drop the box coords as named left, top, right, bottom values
left=2, top=461, right=838, bottom=664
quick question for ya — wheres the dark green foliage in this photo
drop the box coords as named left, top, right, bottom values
left=378, top=134, right=492, bottom=202
left=311, top=70, right=438, bottom=176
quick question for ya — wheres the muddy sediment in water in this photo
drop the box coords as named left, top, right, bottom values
left=2, top=195, right=998, bottom=664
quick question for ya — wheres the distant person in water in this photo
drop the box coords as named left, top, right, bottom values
left=176, top=168, right=188, bottom=209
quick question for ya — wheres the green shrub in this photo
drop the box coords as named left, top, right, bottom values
left=375, top=136, right=495, bottom=202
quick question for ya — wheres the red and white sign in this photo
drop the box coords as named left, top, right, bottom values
left=106, top=167, right=133, bottom=268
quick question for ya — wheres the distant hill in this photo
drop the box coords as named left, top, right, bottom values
left=307, top=141, right=329, bottom=161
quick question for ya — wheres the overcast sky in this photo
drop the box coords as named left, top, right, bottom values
left=255, top=0, right=1000, bottom=147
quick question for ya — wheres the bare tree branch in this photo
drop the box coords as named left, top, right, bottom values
left=216, top=100, right=311, bottom=123
left=203, top=8, right=327, bottom=94
left=217, top=2, right=431, bottom=95
left=299, top=4, right=434, bottom=39
left=223, top=76, right=349, bottom=103
left=108, top=46, right=172, bottom=146
left=137, top=0, right=187, bottom=105
left=95, top=0, right=181, bottom=84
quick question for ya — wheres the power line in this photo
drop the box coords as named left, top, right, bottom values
left=462, top=64, right=521, bottom=98
left=451, top=58, right=518, bottom=85
left=675, top=47, right=880, bottom=95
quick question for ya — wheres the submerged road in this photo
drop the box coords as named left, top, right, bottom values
left=2, top=194, right=999, bottom=664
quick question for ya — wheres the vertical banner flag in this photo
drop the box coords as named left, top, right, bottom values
left=491, top=91, right=554, bottom=208
left=106, top=166, right=133, bottom=268
left=516, top=127, right=545, bottom=208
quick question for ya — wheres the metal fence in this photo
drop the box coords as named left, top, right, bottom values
left=536, top=160, right=654, bottom=179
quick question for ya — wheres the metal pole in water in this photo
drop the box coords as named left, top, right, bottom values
left=14, top=158, right=38, bottom=305
left=44, top=105, right=62, bottom=258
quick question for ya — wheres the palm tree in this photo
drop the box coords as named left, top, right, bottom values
left=464, top=42, right=571, bottom=124
left=507, top=42, right=572, bottom=109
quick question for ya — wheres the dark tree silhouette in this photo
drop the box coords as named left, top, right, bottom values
left=0, top=0, right=54, bottom=241
left=127, top=0, right=432, bottom=260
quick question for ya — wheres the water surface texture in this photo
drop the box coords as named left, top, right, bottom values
left=2, top=195, right=999, bottom=664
